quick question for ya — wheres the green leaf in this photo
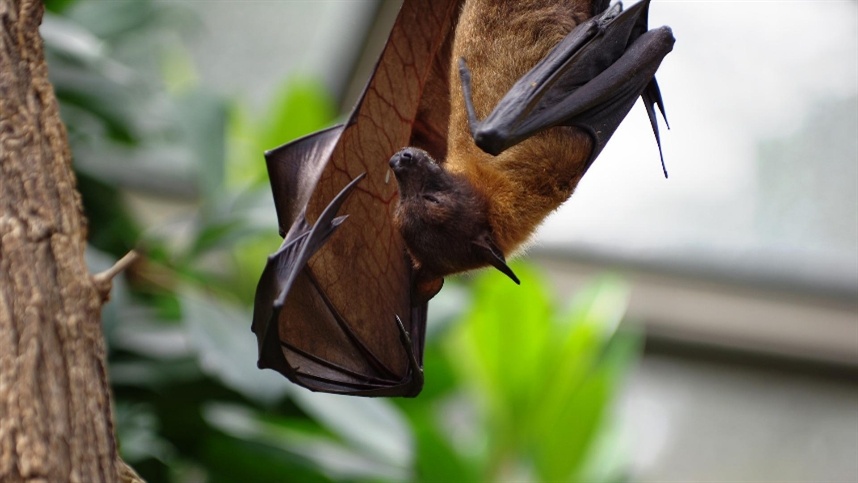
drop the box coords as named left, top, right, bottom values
left=204, top=403, right=409, bottom=481
left=259, top=78, right=337, bottom=153
left=410, top=409, right=481, bottom=483
left=202, top=432, right=332, bottom=483
left=161, top=43, right=199, bottom=95
left=77, top=172, right=140, bottom=256
left=44, top=0, right=78, bottom=14
left=185, top=218, right=248, bottom=260
left=67, top=0, right=160, bottom=40
left=445, top=264, right=637, bottom=482
left=175, top=90, right=228, bottom=200
left=226, top=78, right=336, bottom=189
left=289, top=391, right=414, bottom=471
left=115, top=402, right=175, bottom=464
left=179, top=290, right=290, bottom=405
left=450, top=264, right=552, bottom=423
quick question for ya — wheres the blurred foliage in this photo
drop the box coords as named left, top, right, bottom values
left=41, top=0, right=640, bottom=481
left=447, top=267, right=636, bottom=482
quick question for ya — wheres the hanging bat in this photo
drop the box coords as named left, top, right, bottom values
left=252, top=0, right=461, bottom=397
left=252, top=0, right=673, bottom=397
left=390, top=0, right=674, bottom=303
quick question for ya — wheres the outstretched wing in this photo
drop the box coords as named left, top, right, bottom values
left=460, top=0, right=674, bottom=175
left=251, top=0, right=464, bottom=397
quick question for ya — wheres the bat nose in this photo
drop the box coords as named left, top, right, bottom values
left=389, top=148, right=415, bottom=170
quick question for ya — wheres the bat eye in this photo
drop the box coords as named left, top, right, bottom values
left=423, top=194, right=440, bottom=204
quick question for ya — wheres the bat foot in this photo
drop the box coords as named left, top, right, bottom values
left=394, top=314, right=425, bottom=396
left=456, top=2, right=674, bottom=173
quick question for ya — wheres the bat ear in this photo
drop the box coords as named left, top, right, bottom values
left=472, top=234, right=520, bottom=285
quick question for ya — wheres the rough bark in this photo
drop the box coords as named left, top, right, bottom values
left=0, top=0, right=137, bottom=481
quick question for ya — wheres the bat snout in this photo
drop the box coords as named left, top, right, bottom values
left=389, top=147, right=428, bottom=172
left=389, top=150, right=411, bottom=171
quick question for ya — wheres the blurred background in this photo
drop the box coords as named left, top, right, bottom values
left=41, top=0, right=856, bottom=481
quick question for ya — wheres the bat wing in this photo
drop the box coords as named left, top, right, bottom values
left=459, top=0, right=675, bottom=175
left=265, top=125, right=343, bottom=238
left=252, top=0, right=463, bottom=397
left=253, top=172, right=425, bottom=396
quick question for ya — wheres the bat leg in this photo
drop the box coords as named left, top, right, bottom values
left=458, top=58, right=483, bottom=150
left=394, top=314, right=424, bottom=391
left=459, top=0, right=674, bottom=173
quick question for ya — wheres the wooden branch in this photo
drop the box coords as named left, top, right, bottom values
left=92, top=250, right=141, bottom=300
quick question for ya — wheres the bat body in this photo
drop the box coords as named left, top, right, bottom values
left=447, top=0, right=596, bottom=255
left=253, top=0, right=673, bottom=397
left=390, top=0, right=674, bottom=300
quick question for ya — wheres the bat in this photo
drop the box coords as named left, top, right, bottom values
left=390, top=0, right=674, bottom=303
left=252, top=0, right=462, bottom=397
left=252, top=0, right=673, bottom=397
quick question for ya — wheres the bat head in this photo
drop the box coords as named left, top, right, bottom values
left=388, top=147, right=450, bottom=198
left=389, top=147, right=519, bottom=298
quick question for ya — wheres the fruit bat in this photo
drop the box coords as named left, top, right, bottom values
left=252, top=0, right=674, bottom=397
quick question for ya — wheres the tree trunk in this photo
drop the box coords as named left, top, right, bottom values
left=0, top=0, right=135, bottom=481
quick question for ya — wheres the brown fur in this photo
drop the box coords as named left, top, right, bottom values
left=391, top=0, right=596, bottom=293
left=446, top=0, right=594, bottom=254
